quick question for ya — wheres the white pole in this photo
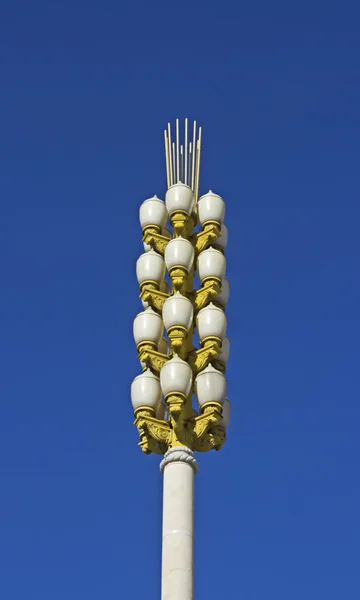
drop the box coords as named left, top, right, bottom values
left=160, top=447, right=198, bottom=600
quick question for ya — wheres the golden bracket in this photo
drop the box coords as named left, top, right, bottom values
left=193, top=403, right=222, bottom=438
left=170, top=210, right=189, bottom=237
left=169, top=266, right=188, bottom=292
left=168, top=326, right=188, bottom=358
left=190, top=403, right=226, bottom=452
left=189, top=277, right=221, bottom=311
left=140, top=285, right=170, bottom=312
left=188, top=339, right=221, bottom=374
left=165, top=393, right=194, bottom=447
left=192, top=426, right=226, bottom=452
left=138, top=348, right=170, bottom=373
left=142, top=228, right=170, bottom=256
left=134, top=409, right=171, bottom=455
left=192, top=222, right=221, bottom=254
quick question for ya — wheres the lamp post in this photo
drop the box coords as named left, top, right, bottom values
left=131, top=119, right=231, bottom=600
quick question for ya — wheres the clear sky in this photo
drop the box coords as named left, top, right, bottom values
left=1, top=1, right=360, bottom=599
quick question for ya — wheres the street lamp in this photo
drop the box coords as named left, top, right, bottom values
left=131, top=119, right=231, bottom=600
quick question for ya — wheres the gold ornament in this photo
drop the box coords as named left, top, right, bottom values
left=169, top=266, right=188, bottom=292
left=188, top=339, right=221, bottom=373
left=167, top=325, right=188, bottom=357
left=140, top=286, right=170, bottom=312
left=142, top=227, right=170, bottom=256
left=170, top=210, right=189, bottom=237
left=192, top=222, right=221, bottom=254
left=138, top=348, right=170, bottom=373
left=190, top=277, right=221, bottom=311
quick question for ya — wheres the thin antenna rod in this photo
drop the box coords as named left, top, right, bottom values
left=180, top=145, right=184, bottom=184
left=164, top=130, right=170, bottom=189
left=184, top=118, right=188, bottom=186
left=172, top=143, right=176, bottom=185
left=195, top=127, right=202, bottom=202
left=191, top=121, right=196, bottom=191
left=176, top=119, right=180, bottom=183
left=188, top=142, right=192, bottom=188
left=168, top=123, right=173, bottom=187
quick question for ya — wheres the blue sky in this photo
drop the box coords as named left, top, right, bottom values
left=1, top=1, right=360, bottom=598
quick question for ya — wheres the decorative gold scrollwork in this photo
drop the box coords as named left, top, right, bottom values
left=188, top=340, right=221, bottom=373
left=134, top=412, right=171, bottom=455
left=170, top=210, right=189, bottom=237
left=192, top=222, right=221, bottom=254
left=169, top=266, right=187, bottom=292
left=192, top=426, right=226, bottom=452
left=138, top=348, right=170, bottom=373
left=140, top=286, right=170, bottom=312
left=189, top=279, right=221, bottom=311
left=142, top=231, right=170, bottom=255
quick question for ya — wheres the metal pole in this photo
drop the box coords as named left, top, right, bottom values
left=160, top=448, right=198, bottom=600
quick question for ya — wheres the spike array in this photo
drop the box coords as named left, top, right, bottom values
left=164, top=118, right=202, bottom=201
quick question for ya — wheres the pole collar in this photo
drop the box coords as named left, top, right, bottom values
left=160, top=446, right=198, bottom=474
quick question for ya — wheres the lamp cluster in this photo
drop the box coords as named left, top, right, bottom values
left=130, top=182, right=230, bottom=455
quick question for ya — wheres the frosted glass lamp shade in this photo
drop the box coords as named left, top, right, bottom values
left=160, top=355, right=193, bottom=398
left=214, top=224, right=228, bottom=250
left=162, top=292, right=193, bottom=332
left=165, top=182, right=194, bottom=216
left=164, top=236, right=195, bottom=272
left=214, top=278, right=230, bottom=307
left=136, top=249, right=165, bottom=286
left=141, top=298, right=149, bottom=309
left=197, top=247, right=226, bottom=283
left=131, top=369, right=162, bottom=412
left=219, top=398, right=231, bottom=429
left=143, top=240, right=152, bottom=252
left=139, top=196, right=167, bottom=230
left=218, top=336, right=230, bottom=364
left=133, top=307, right=163, bottom=346
left=196, top=302, right=227, bottom=342
left=195, top=364, right=226, bottom=407
left=198, top=191, right=225, bottom=226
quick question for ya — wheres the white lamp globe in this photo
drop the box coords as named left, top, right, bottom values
left=164, top=236, right=195, bottom=272
left=219, top=398, right=231, bottom=429
left=160, top=355, right=193, bottom=399
left=133, top=307, right=163, bottom=347
left=214, top=278, right=230, bottom=307
left=197, top=246, right=226, bottom=283
left=195, top=363, right=226, bottom=407
left=136, top=249, right=165, bottom=286
left=141, top=298, right=149, bottom=309
left=218, top=336, right=230, bottom=364
left=162, top=292, right=194, bottom=333
left=165, top=182, right=194, bottom=217
left=198, top=190, right=225, bottom=226
left=143, top=239, right=152, bottom=252
left=196, top=302, right=227, bottom=342
left=214, top=224, right=228, bottom=250
left=139, top=195, right=167, bottom=231
left=131, top=369, right=162, bottom=412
